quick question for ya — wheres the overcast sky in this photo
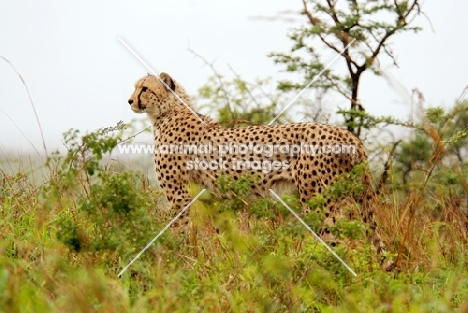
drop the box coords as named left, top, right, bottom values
left=1, top=0, right=467, bottom=156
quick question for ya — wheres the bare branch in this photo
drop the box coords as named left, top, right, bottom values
left=187, top=46, right=233, bottom=117
left=118, top=126, right=151, bottom=144
left=366, top=30, right=399, bottom=67
left=227, top=64, right=263, bottom=109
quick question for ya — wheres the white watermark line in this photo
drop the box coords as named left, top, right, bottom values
left=268, top=189, right=357, bottom=277
left=117, top=189, right=206, bottom=278
left=268, top=38, right=356, bottom=126
left=118, top=37, right=207, bottom=126
left=116, top=142, right=357, bottom=156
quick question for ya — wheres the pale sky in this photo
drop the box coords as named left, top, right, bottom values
left=1, top=0, right=467, bottom=156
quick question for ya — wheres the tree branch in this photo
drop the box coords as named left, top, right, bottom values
left=370, top=0, right=421, bottom=63
left=301, top=0, right=359, bottom=70
left=187, top=46, right=234, bottom=118
left=326, top=0, right=340, bottom=24
left=227, top=64, right=263, bottom=109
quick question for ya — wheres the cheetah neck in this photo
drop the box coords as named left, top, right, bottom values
left=147, top=112, right=168, bottom=131
left=148, top=108, right=217, bottom=141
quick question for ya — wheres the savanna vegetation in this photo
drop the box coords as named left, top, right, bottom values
left=1, top=0, right=468, bottom=312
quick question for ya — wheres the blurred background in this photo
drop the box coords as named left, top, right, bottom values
left=1, top=0, right=467, bottom=155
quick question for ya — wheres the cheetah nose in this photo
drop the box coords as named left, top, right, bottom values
left=128, top=99, right=133, bottom=105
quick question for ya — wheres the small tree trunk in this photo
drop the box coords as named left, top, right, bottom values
left=347, top=72, right=363, bottom=137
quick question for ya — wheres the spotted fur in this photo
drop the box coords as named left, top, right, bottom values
left=128, top=72, right=393, bottom=270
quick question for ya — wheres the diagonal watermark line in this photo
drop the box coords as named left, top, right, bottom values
left=269, top=189, right=357, bottom=277
left=118, top=37, right=207, bottom=125
left=268, top=38, right=356, bottom=125
left=117, top=189, right=206, bottom=278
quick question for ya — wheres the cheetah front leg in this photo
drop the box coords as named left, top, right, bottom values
left=167, top=189, right=193, bottom=235
left=296, top=174, right=341, bottom=245
left=156, top=165, right=193, bottom=235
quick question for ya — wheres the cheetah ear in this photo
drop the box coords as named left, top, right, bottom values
left=160, top=72, right=176, bottom=92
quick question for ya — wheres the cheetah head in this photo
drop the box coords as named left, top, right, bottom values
left=128, top=72, right=179, bottom=116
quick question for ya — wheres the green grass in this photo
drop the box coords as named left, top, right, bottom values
left=1, top=124, right=467, bottom=312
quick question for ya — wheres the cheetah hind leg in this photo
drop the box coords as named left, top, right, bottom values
left=360, top=187, right=395, bottom=271
left=304, top=195, right=395, bottom=271
left=170, top=200, right=192, bottom=235
left=301, top=199, right=345, bottom=249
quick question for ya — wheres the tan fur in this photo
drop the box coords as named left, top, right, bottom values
left=128, top=73, right=393, bottom=270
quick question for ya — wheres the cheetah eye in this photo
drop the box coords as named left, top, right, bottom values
left=142, top=86, right=148, bottom=92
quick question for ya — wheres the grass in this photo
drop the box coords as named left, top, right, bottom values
left=1, top=121, right=467, bottom=313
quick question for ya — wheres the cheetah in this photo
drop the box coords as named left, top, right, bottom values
left=128, top=72, right=393, bottom=269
